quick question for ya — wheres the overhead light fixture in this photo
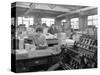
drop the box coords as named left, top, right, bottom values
left=48, top=4, right=56, bottom=9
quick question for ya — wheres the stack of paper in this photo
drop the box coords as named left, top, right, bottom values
left=65, top=39, right=75, bottom=47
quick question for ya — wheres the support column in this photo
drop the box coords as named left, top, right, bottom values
left=34, top=16, right=41, bottom=25
left=79, top=15, right=87, bottom=31
left=55, top=18, right=61, bottom=26
left=65, top=16, right=71, bottom=29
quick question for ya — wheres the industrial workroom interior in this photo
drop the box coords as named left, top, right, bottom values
left=11, top=2, right=98, bottom=73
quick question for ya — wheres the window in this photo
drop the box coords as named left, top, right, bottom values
left=41, top=18, right=55, bottom=27
left=18, top=17, right=23, bottom=25
left=71, top=18, right=79, bottom=29
left=29, top=18, right=34, bottom=25
left=61, top=19, right=66, bottom=26
left=18, top=17, right=34, bottom=27
left=88, top=15, right=98, bottom=27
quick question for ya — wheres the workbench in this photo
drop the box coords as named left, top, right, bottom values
left=11, top=46, right=62, bottom=73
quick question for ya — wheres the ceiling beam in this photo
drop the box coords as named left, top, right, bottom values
left=24, top=3, right=36, bottom=16
left=16, top=3, right=71, bottom=13
left=30, top=9, right=64, bottom=14
left=57, top=6, right=97, bottom=17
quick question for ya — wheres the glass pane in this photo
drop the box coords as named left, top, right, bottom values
left=71, top=22, right=74, bottom=25
left=23, top=17, right=29, bottom=21
left=18, top=17, right=23, bottom=25
left=30, top=17, right=33, bottom=21
left=71, top=18, right=79, bottom=26
left=74, top=22, right=77, bottom=25
left=42, top=21, right=46, bottom=24
left=71, top=19, right=74, bottom=22
left=18, top=20, right=22, bottom=22
left=74, top=18, right=78, bottom=21
left=29, top=18, right=33, bottom=25
left=46, top=20, right=50, bottom=27
left=88, top=16, right=93, bottom=20
left=61, top=19, right=66, bottom=22
left=23, top=21, right=29, bottom=27
left=93, top=15, right=98, bottom=19
left=41, top=18, right=55, bottom=27
left=50, top=21, right=54, bottom=24
left=18, top=21, right=22, bottom=25
left=42, top=18, right=46, bottom=21
left=18, top=17, right=23, bottom=20
left=30, top=20, right=33, bottom=25
left=93, top=20, right=98, bottom=26
left=88, top=21, right=92, bottom=25
left=76, top=22, right=79, bottom=26
left=72, top=18, right=78, bottom=21
left=71, top=19, right=73, bottom=22
left=74, top=25, right=77, bottom=29
left=50, top=19, right=55, bottom=21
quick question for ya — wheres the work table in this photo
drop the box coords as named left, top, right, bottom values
left=12, top=45, right=61, bottom=60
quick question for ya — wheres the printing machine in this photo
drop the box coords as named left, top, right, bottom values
left=60, top=34, right=97, bottom=70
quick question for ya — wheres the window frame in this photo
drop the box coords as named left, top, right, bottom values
left=87, top=15, right=98, bottom=27
left=41, top=18, right=55, bottom=27
left=17, top=17, right=34, bottom=27
left=70, top=18, right=79, bottom=29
